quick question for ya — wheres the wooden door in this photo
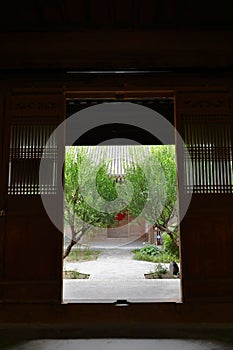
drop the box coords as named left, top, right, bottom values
left=1, top=92, right=65, bottom=303
left=175, top=91, right=233, bottom=302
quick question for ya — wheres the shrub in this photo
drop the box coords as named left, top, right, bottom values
left=133, top=251, right=155, bottom=262
left=154, top=263, right=168, bottom=278
left=162, top=233, right=179, bottom=259
left=148, top=263, right=168, bottom=278
left=133, top=244, right=160, bottom=257
left=132, top=243, right=179, bottom=263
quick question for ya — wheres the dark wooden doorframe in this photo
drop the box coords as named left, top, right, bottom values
left=63, top=92, right=183, bottom=303
left=1, top=84, right=232, bottom=307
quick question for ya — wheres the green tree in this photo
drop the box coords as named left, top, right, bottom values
left=64, top=145, right=179, bottom=259
left=125, top=145, right=179, bottom=249
left=64, top=147, right=117, bottom=258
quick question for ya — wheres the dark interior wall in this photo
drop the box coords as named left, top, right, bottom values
left=0, top=72, right=233, bottom=334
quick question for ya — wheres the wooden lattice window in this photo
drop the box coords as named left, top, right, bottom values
left=183, top=114, right=232, bottom=194
left=8, top=118, right=57, bottom=195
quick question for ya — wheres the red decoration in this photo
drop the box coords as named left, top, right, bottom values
left=116, top=212, right=126, bottom=221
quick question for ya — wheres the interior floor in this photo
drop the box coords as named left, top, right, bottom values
left=1, top=338, right=232, bottom=350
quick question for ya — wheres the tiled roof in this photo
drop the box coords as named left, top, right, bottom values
left=80, top=145, right=151, bottom=175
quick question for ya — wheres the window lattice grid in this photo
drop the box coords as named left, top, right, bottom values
left=183, top=114, right=233, bottom=194
left=8, top=121, right=58, bottom=195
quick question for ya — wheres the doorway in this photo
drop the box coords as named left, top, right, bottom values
left=62, top=97, right=182, bottom=303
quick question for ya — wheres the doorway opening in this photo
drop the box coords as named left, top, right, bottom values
left=62, top=97, right=181, bottom=303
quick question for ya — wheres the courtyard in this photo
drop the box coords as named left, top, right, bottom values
left=63, top=243, right=180, bottom=303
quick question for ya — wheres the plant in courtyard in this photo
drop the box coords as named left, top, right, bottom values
left=133, top=244, right=179, bottom=263
left=126, top=146, right=179, bottom=251
left=162, top=232, right=179, bottom=259
left=134, top=244, right=160, bottom=257
left=64, top=147, right=118, bottom=259
left=149, top=263, right=168, bottom=279
left=64, top=145, right=179, bottom=259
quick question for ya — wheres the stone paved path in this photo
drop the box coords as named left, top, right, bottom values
left=63, top=248, right=180, bottom=302
left=64, top=248, right=163, bottom=280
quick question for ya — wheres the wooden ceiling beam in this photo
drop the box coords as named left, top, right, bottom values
left=0, top=30, right=232, bottom=70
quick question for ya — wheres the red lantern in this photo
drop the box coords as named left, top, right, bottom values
left=116, top=212, right=126, bottom=221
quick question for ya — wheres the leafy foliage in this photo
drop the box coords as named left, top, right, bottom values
left=133, top=244, right=160, bottom=257
left=133, top=244, right=179, bottom=263
left=64, top=147, right=118, bottom=258
left=124, top=165, right=148, bottom=218
left=64, top=145, right=179, bottom=258
left=145, top=264, right=179, bottom=279
left=162, top=232, right=179, bottom=259
left=96, top=165, right=118, bottom=202
left=151, top=263, right=168, bottom=278
left=126, top=146, right=179, bottom=248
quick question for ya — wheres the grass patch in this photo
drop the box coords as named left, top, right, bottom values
left=65, top=248, right=101, bottom=262
left=133, top=250, right=178, bottom=263
left=63, top=270, right=90, bottom=279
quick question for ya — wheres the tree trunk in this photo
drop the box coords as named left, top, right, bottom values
left=154, top=223, right=179, bottom=247
left=63, top=226, right=89, bottom=259
left=63, top=239, right=77, bottom=259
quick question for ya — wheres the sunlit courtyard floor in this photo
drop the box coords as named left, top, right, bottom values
left=63, top=246, right=180, bottom=303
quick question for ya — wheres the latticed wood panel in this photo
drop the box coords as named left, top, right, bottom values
left=7, top=94, right=62, bottom=196
left=176, top=91, right=233, bottom=302
left=8, top=119, right=58, bottom=195
left=2, top=93, right=64, bottom=303
left=176, top=92, right=233, bottom=194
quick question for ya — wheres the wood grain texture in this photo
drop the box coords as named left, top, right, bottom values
left=3, top=92, right=64, bottom=302
left=176, top=91, right=233, bottom=302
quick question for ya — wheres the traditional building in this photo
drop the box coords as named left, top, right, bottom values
left=72, top=145, right=150, bottom=245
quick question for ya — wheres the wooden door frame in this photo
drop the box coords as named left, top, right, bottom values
left=64, top=89, right=183, bottom=303
left=0, top=74, right=232, bottom=334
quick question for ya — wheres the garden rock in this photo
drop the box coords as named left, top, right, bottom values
left=169, top=261, right=179, bottom=275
